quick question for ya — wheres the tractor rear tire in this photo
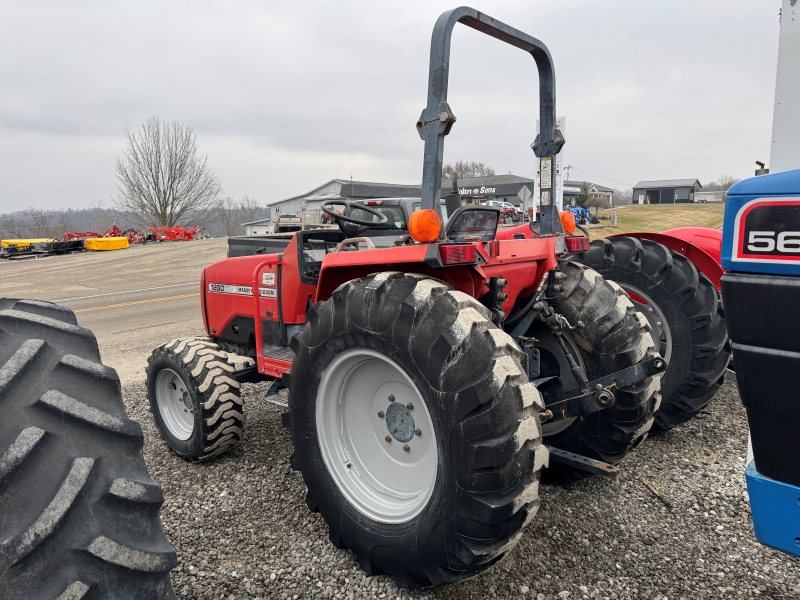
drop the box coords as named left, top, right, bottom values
left=146, top=337, right=244, bottom=462
left=577, top=237, right=730, bottom=432
left=0, top=298, right=176, bottom=599
left=284, top=273, right=547, bottom=588
left=544, top=262, right=662, bottom=481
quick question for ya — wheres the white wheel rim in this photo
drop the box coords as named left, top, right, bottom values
left=619, top=284, right=673, bottom=364
left=155, top=368, right=195, bottom=440
left=316, top=349, right=438, bottom=524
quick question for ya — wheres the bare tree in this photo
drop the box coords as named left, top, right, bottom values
left=585, top=196, right=610, bottom=216
left=215, top=197, right=240, bottom=237
left=23, top=207, right=52, bottom=238
left=54, top=211, right=75, bottom=238
left=115, top=117, right=222, bottom=227
left=442, top=160, right=496, bottom=180
left=0, top=215, right=27, bottom=239
left=238, top=195, right=261, bottom=225
left=717, top=174, right=741, bottom=193
left=613, top=188, right=633, bottom=206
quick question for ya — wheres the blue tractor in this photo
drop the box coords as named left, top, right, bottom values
left=565, top=205, right=593, bottom=225
left=721, top=167, right=800, bottom=558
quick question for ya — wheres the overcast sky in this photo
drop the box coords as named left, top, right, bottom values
left=0, top=1, right=781, bottom=212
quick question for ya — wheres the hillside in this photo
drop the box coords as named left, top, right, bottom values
left=588, top=203, right=725, bottom=240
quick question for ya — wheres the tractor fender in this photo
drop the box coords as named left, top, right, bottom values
left=609, top=227, right=724, bottom=290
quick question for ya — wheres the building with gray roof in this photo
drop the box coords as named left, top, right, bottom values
left=632, top=179, right=702, bottom=204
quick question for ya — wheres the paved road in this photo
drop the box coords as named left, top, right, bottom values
left=0, top=238, right=228, bottom=383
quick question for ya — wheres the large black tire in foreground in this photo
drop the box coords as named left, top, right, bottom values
left=0, top=299, right=176, bottom=599
left=284, top=273, right=548, bottom=588
left=542, top=262, right=662, bottom=481
left=146, top=338, right=244, bottom=462
left=577, top=237, right=730, bottom=432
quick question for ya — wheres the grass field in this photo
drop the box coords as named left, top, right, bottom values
left=588, top=203, right=725, bottom=240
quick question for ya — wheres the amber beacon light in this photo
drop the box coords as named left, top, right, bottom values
left=559, top=210, right=576, bottom=235
left=408, top=209, right=442, bottom=243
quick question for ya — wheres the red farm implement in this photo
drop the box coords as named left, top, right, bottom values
left=62, top=223, right=147, bottom=245
left=148, top=226, right=201, bottom=241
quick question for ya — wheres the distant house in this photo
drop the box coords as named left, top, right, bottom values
left=632, top=179, right=702, bottom=204
left=562, top=180, right=615, bottom=207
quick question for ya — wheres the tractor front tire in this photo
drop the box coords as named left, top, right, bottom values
left=285, top=273, right=547, bottom=588
left=0, top=299, right=176, bottom=599
left=577, top=237, right=730, bottom=432
left=544, top=262, right=662, bottom=481
left=147, top=338, right=244, bottom=462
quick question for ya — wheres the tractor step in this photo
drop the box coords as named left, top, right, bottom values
left=262, top=345, right=295, bottom=361
left=546, top=446, right=619, bottom=478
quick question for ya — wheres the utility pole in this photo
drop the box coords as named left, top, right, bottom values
left=564, top=165, right=573, bottom=181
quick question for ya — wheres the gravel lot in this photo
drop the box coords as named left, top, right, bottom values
left=125, top=379, right=800, bottom=600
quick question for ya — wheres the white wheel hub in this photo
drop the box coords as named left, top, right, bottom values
left=316, top=349, right=438, bottom=524
left=154, top=368, right=195, bottom=440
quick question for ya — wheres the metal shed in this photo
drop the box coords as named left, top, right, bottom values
left=632, top=179, right=702, bottom=204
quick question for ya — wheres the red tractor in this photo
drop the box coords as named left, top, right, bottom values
left=145, top=7, right=728, bottom=588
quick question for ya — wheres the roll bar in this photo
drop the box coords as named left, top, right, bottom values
left=416, top=7, right=565, bottom=234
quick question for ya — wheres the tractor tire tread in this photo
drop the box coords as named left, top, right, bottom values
left=545, top=261, right=662, bottom=480
left=287, top=272, right=546, bottom=588
left=146, top=337, right=243, bottom=462
left=576, top=237, right=730, bottom=432
left=0, top=298, right=176, bottom=599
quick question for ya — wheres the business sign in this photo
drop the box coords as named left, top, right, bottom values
left=459, top=186, right=496, bottom=195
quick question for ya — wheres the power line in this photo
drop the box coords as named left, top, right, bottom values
left=570, top=167, right=635, bottom=189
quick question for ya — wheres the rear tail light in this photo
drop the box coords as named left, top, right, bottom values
left=439, top=244, right=477, bottom=265
left=565, top=236, right=590, bottom=252
left=366, top=200, right=383, bottom=206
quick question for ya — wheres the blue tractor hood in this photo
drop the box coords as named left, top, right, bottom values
left=727, top=168, right=800, bottom=196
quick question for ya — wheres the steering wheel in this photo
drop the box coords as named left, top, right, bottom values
left=321, top=199, right=389, bottom=238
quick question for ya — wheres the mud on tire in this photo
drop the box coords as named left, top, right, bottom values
left=0, top=299, right=176, bottom=599
left=577, top=237, right=730, bottom=432
left=146, top=337, right=244, bottom=462
left=284, top=273, right=548, bottom=588
left=545, top=262, right=662, bottom=481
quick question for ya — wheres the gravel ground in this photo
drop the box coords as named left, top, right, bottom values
left=125, top=379, right=800, bottom=600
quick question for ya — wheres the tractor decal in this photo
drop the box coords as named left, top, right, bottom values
left=732, top=198, right=800, bottom=263
left=208, top=283, right=254, bottom=296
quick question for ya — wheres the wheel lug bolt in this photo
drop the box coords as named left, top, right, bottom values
left=415, top=429, right=422, bottom=436
left=385, top=435, right=392, bottom=443
left=595, top=384, right=602, bottom=390
left=407, top=402, right=414, bottom=410
left=388, top=394, right=395, bottom=402
left=403, top=444, right=410, bottom=452
left=648, top=308, right=654, bottom=313
left=378, top=411, right=385, bottom=418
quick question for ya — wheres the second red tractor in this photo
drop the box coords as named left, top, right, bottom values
left=145, top=7, right=729, bottom=588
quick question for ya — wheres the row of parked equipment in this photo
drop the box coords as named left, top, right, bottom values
left=0, top=224, right=203, bottom=260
